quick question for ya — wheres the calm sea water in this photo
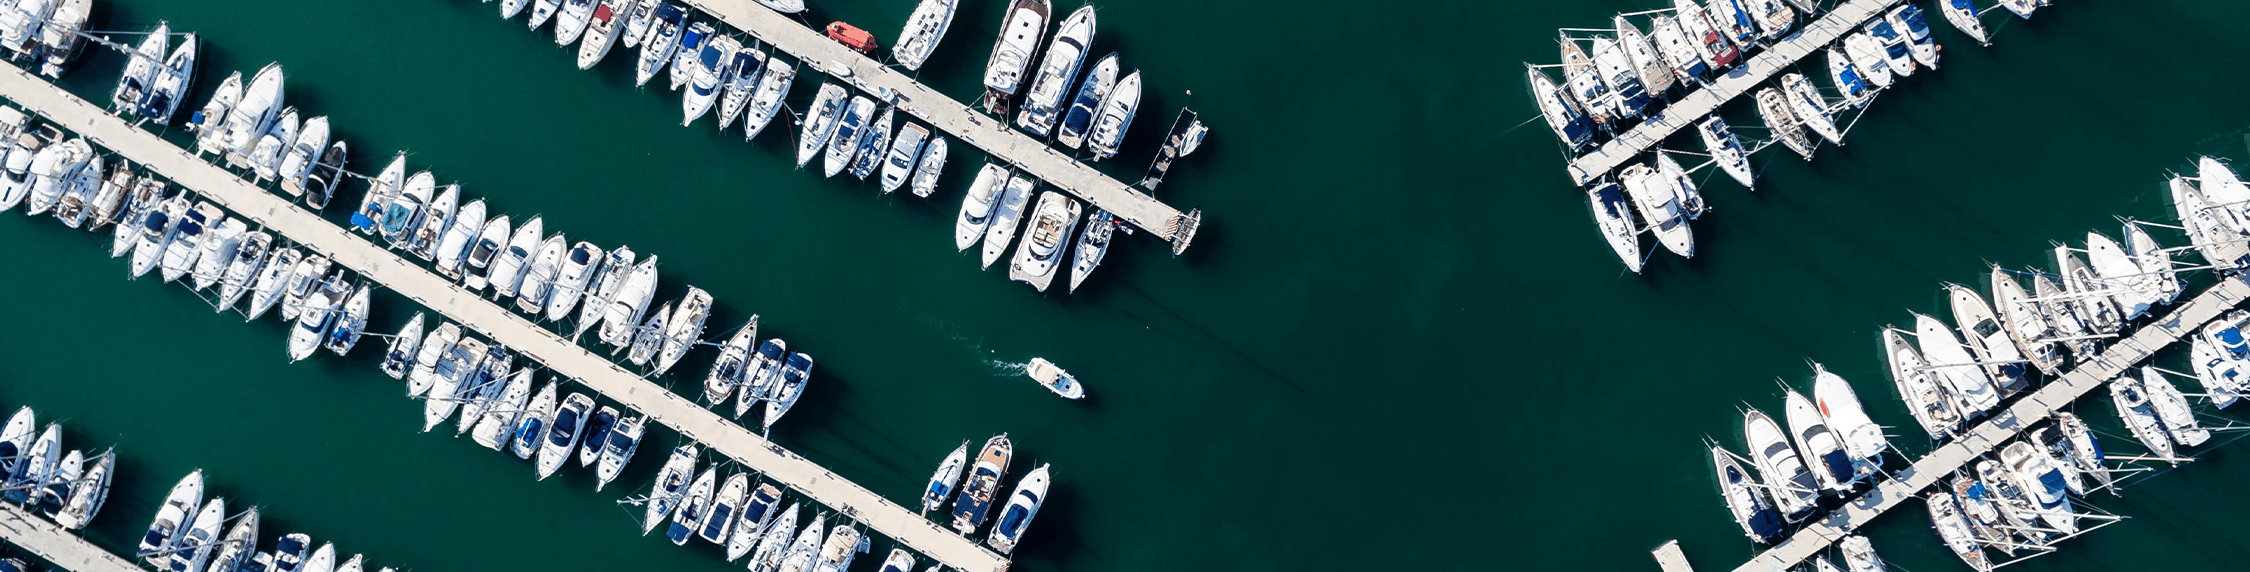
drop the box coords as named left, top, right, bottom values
left=2, top=0, right=2249, bottom=571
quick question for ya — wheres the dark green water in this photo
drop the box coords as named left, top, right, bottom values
left=4, top=1, right=2250, bottom=571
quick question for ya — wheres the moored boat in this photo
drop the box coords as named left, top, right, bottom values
left=1695, top=115, right=1753, bottom=189
left=980, top=173, right=1036, bottom=269
left=1068, top=209, right=1113, bottom=293
left=1586, top=181, right=1643, bottom=274
left=1007, top=190, right=1082, bottom=291
left=1885, top=327, right=1963, bottom=440
left=595, top=413, right=645, bottom=491
left=1711, top=444, right=1782, bottom=543
left=892, top=0, right=958, bottom=71
left=985, top=463, right=1051, bottom=554
left=1948, top=283, right=2031, bottom=396
left=1014, top=5, right=1095, bottom=137
left=795, top=84, right=849, bottom=168
left=954, top=164, right=1006, bottom=251
left=980, top=0, right=1052, bottom=114
left=1783, top=389, right=1854, bottom=493
left=1744, top=408, right=1819, bottom=521
left=950, top=435, right=1013, bottom=534
left=1812, top=364, right=1888, bottom=473
left=1940, top=0, right=1990, bottom=46
left=1754, top=87, right=1812, bottom=160
left=2110, top=374, right=2176, bottom=464
left=922, top=441, right=968, bottom=513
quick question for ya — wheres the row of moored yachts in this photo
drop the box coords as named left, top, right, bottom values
left=1709, top=157, right=2250, bottom=571
left=140, top=468, right=399, bottom=572
left=485, top=0, right=1208, bottom=293
left=1547, top=0, right=2049, bottom=273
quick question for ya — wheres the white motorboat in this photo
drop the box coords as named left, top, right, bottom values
left=277, top=116, right=330, bottom=195
left=546, top=241, right=604, bottom=321
left=1998, top=0, right=2035, bottom=19
left=286, top=274, right=344, bottom=362
left=634, top=5, right=687, bottom=87
left=472, top=369, right=535, bottom=451
left=1586, top=181, right=1643, bottom=273
left=922, top=441, right=968, bottom=513
left=1619, top=164, right=1693, bottom=258
left=1058, top=54, right=1119, bottom=150
left=980, top=0, right=1052, bottom=114
left=1885, top=327, right=1962, bottom=440
left=576, top=246, right=639, bottom=338
left=137, top=470, right=202, bottom=561
left=985, top=463, right=1050, bottom=554
left=728, top=482, right=784, bottom=561
left=1947, top=283, right=2030, bottom=396
left=555, top=0, right=600, bottom=46
left=109, top=23, right=168, bottom=116
left=2110, top=374, right=2177, bottom=464
left=512, top=382, right=559, bottom=459
left=515, top=233, right=570, bottom=313
left=190, top=72, right=243, bottom=156
left=643, top=446, right=700, bottom=532
left=980, top=173, right=1036, bottom=269
left=1940, top=0, right=1990, bottom=46
left=1654, top=153, right=1705, bottom=219
left=762, top=352, right=814, bottom=430
left=1891, top=5, right=1939, bottom=70
left=2125, top=221, right=2182, bottom=305
left=303, top=140, right=346, bottom=210
left=1007, top=191, right=1082, bottom=291
left=221, top=63, right=285, bottom=159
left=350, top=153, right=404, bottom=235
left=682, top=34, right=739, bottom=126
left=380, top=313, right=425, bottom=380
left=666, top=467, right=718, bottom=545
left=595, top=414, right=645, bottom=491
left=1711, top=444, right=1783, bottom=544
left=1916, top=313, right=2001, bottom=415
left=248, top=108, right=300, bottom=180
left=740, top=62, right=796, bottom=142
left=128, top=194, right=187, bottom=279
left=323, top=283, right=372, bottom=356
left=1695, top=115, right=1753, bottom=189
left=700, top=473, right=749, bottom=545
left=380, top=171, right=435, bottom=248
left=882, top=123, right=930, bottom=194
left=1747, top=0, right=1793, bottom=40
left=599, top=256, right=661, bottom=347
left=617, top=0, right=657, bottom=47
left=1527, top=66, right=1593, bottom=152
left=167, top=498, right=226, bottom=572
left=795, top=84, right=848, bottom=168
left=1826, top=49, right=1874, bottom=108
left=9, top=424, right=57, bottom=505
left=537, top=392, right=595, bottom=480
left=1783, top=389, right=1853, bottom=493
left=0, top=409, right=29, bottom=488
left=2193, top=333, right=2250, bottom=408
left=2142, top=367, right=2209, bottom=447
left=1745, top=408, right=1818, bottom=520
left=776, top=515, right=826, bottom=572
left=139, top=33, right=198, bottom=126
left=950, top=435, right=1013, bottom=534
left=424, top=337, right=488, bottom=431
left=670, top=22, right=713, bottom=91
left=408, top=323, right=460, bottom=398
left=812, top=521, right=863, bottom=572
left=1085, top=71, right=1141, bottom=161
left=1648, top=15, right=1706, bottom=81
left=190, top=218, right=246, bottom=291
left=715, top=45, right=766, bottom=130
left=576, top=407, right=618, bottom=468
left=1841, top=32, right=1894, bottom=89
left=2085, top=231, right=2157, bottom=320
left=2000, top=440, right=2076, bottom=534
left=954, top=164, right=1006, bottom=251
left=1864, top=18, right=1915, bottom=79
left=53, top=450, right=109, bottom=530
left=434, top=199, right=487, bottom=280
left=200, top=507, right=258, bottom=572
left=1068, top=209, right=1113, bottom=293
left=244, top=248, right=302, bottom=321
left=576, top=0, right=629, bottom=70
left=407, top=184, right=459, bottom=261
left=823, top=96, right=875, bottom=178
left=1811, top=364, right=1888, bottom=474
left=161, top=202, right=223, bottom=283
left=463, top=215, right=513, bottom=292
left=736, top=338, right=786, bottom=418
left=2056, top=247, right=2122, bottom=335
left=2054, top=412, right=2112, bottom=491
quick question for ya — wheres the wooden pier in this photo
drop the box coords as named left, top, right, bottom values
left=0, top=66, right=1012, bottom=572
left=0, top=501, right=139, bottom=572
left=678, top=0, right=1201, bottom=255
left=1565, top=0, right=1904, bottom=186
left=1730, top=275, right=2250, bottom=572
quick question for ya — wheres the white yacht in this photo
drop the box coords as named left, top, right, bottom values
left=138, top=33, right=198, bottom=126
left=598, top=256, right=661, bottom=347
left=777, top=516, right=826, bottom=572
left=985, top=463, right=1050, bottom=554
left=1826, top=49, right=1873, bottom=108
left=657, top=287, right=713, bottom=374
left=2085, top=231, right=2156, bottom=320
left=2110, top=375, right=2176, bottom=464
left=643, top=445, right=693, bottom=531
left=286, top=274, right=343, bottom=363
left=407, top=184, right=459, bottom=261
left=823, top=96, right=874, bottom=178
left=1648, top=15, right=1705, bottom=81
left=190, top=72, right=242, bottom=156
left=670, top=23, right=713, bottom=91
left=1015, top=5, right=1094, bottom=137
left=1527, top=67, right=1593, bottom=152
left=701, top=473, right=750, bottom=545
left=434, top=199, right=487, bottom=280
left=555, top=0, right=600, bottom=46
left=1068, top=209, right=1113, bottom=293
left=408, top=323, right=458, bottom=398
left=462, top=215, right=513, bottom=292
left=248, top=108, right=299, bottom=180
left=666, top=468, right=717, bottom=545
left=517, top=235, right=569, bottom=313
left=1058, top=54, right=1119, bottom=150
left=2056, top=247, right=2122, bottom=335
left=794, top=84, right=848, bottom=168
left=1711, top=444, right=1783, bottom=544
left=715, top=45, right=766, bottom=130
left=617, top=0, right=658, bottom=46
left=2054, top=412, right=2113, bottom=491
left=424, top=337, right=489, bottom=431
left=922, top=441, right=968, bottom=513
left=882, top=123, right=930, bottom=194
left=980, top=173, right=1037, bottom=269
left=244, top=248, right=303, bottom=321
left=740, top=62, right=796, bottom=142
left=575, top=246, right=638, bottom=338
left=546, top=241, right=604, bottom=321
left=1676, top=0, right=1739, bottom=71
left=595, top=414, right=645, bottom=491
left=893, top=0, right=957, bottom=71
left=951, top=435, right=1014, bottom=534
left=1916, top=313, right=2001, bottom=415
left=221, top=63, right=285, bottom=158
left=1615, top=16, right=1674, bottom=95
left=1947, top=284, right=2030, bottom=396
left=538, top=392, right=595, bottom=480
left=1885, top=327, right=1962, bottom=439
left=1891, top=5, right=1940, bottom=70
left=1559, top=41, right=1615, bottom=129
left=1007, top=191, right=1082, bottom=291
left=1864, top=18, right=1915, bottom=79
left=575, top=0, right=628, bottom=70
left=1586, top=181, right=1642, bottom=273
left=1999, top=441, right=2075, bottom=534
left=277, top=116, right=329, bottom=195
left=380, top=313, right=425, bottom=380
left=1754, top=87, right=1812, bottom=160
left=1783, top=389, right=1853, bottom=493
left=1841, top=32, right=1894, bottom=89
left=168, top=498, right=227, bottom=572
left=1940, top=0, right=1990, bottom=46
left=1695, top=116, right=1754, bottom=189
left=2142, top=367, right=2209, bottom=447
left=762, top=352, right=814, bottom=430
left=980, top=0, right=1052, bottom=113
left=954, top=164, right=1006, bottom=251
left=161, top=202, right=222, bottom=283
left=529, top=0, right=563, bottom=28
left=848, top=108, right=895, bottom=180
left=682, top=34, right=740, bottom=126
left=109, top=23, right=167, bottom=115
left=1748, top=0, right=1793, bottom=40
left=128, top=194, right=186, bottom=279
left=1590, top=37, right=1646, bottom=121
left=323, top=283, right=371, bottom=356
left=472, top=369, right=534, bottom=451
left=380, top=171, right=434, bottom=248
left=1744, top=408, right=1817, bottom=520
left=1781, top=73, right=1841, bottom=145
left=747, top=504, right=801, bottom=571
left=1811, top=364, right=1888, bottom=471
left=737, top=338, right=787, bottom=418
left=488, top=215, right=544, bottom=299
left=54, top=450, right=109, bottom=530
left=351, top=153, right=404, bottom=235
left=634, top=5, right=687, bottom=87
left=190, top=218, right=246, bottom=291
left=1991, top=267, right=2065, bottom=376
left=1085, top=71, right=1141, bottom=161
left=138, top=470, right=203, bottom=561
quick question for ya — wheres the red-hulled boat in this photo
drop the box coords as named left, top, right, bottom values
left=827, top=22, right=878, bottom=53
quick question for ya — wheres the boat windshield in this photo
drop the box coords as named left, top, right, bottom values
left=996, top=505, right=1029, bottom=532
left=550, top=409, right=582, bottom=444
left=607, top=430, right=634, bottom=451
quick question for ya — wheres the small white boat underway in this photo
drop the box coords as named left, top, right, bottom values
left=1024, top=357, right=1083, bottom=399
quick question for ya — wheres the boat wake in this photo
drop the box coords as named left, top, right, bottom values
left=985, top=359, right=1027, bottom=377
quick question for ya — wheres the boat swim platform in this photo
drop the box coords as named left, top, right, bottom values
left=1729, top=275, right=2250, bottom=572
left=0, top=66, right=1014, bottom=572
left=1565, top=0, right=1904, bottom=187
left=0, top=501, right=140, bottom=572
left=678, top=0, right=1201, bottom=255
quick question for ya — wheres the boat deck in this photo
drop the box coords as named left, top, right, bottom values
left=0, top=65, right=1012, bottom=572
left=1564, top=0, right=1903, bottom=186
left=680, top=0, right=1201, bottom=255
left=1730, top=274, right=2250, bottom=572
left=0, top=502, right=139, bottom=572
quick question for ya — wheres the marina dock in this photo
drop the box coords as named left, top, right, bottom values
left=1729, top=274, right=2250, bottom=572
left=680, top=0, right=1201, bottom=255
left=0, top=501, right=138, bottom=572
left=1564, top=0, right=1903, bottom=186
left=0, top=66, right=1013, bottom=572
